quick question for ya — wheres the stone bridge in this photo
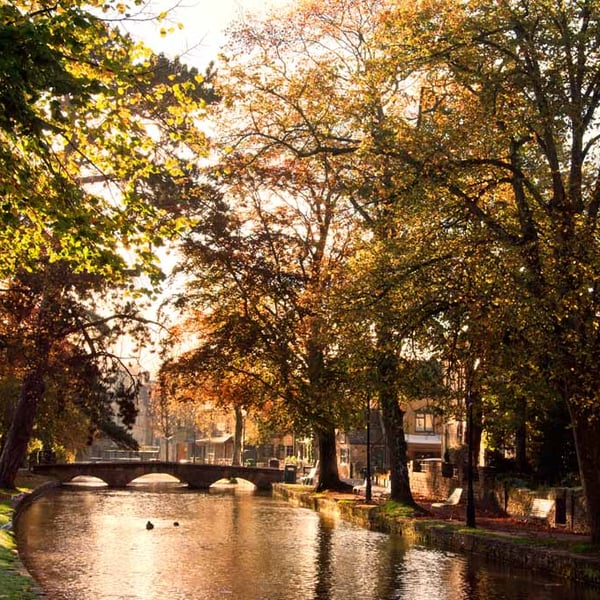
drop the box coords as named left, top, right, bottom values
left=31, top=461, right=284, bottom=490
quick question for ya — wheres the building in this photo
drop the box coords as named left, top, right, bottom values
left=336, top=400, right=443, bottom=479
left=78, top=369, right=159, bottom=461
left=404, top=399, right=444, bottom=460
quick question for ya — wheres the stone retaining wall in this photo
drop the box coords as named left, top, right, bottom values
left=409, top=462, right=590, bottom=534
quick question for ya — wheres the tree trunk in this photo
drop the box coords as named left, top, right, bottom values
left=377, top=345, right=415, bottom=505
left=315, top=426, right=349, bottom=492
left=232, top=406, right=243, bottom=466
left=0, top=365, right=46, bottom=489
left=380, top=394, right=414, bottom=504
left=305, top=319, right=348, bottom=492
left=571, top=407, right=600, bottom=544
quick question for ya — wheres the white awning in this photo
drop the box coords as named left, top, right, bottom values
left=195, top=435, right=233, bottom=445
left=405, top=434, right=441, bottom=445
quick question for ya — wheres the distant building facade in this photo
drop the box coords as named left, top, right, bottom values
left=336, top=400, right=443, bottom=479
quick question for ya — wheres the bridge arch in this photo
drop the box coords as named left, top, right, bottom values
left=129, top=473, right=183, bottom=486
left=68, top=475, right=108, bottom=486
left=210, top=476, right=257, bottom=491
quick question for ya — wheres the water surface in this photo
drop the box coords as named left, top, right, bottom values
left=16, top=483, right=600, bottom=599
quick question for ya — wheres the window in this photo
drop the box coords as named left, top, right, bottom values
left=415, top=411, right=435, bottom=433
left=340, top=448, right=349, bottom=464
left=456, top=422, right=463, bottom=442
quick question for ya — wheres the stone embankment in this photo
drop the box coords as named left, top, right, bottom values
left=273, top=483, right=600, bottom=589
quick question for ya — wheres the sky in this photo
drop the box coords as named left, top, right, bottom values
left=115, top=0, right=302, bottom=376
left=114, top=0, right=293, bottom=372
left=123, top=0, right=291, bottom=69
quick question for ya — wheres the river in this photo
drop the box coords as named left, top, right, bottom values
left=15, top=480, right=600, bottom=599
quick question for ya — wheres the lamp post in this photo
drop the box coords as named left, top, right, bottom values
left=466, top=388, right=476, bottom=528
left=191, top=408, right=197, bottom=463
left=365, top=393, right=372, bottom=503
left=466, top=357, right=480, bottom=528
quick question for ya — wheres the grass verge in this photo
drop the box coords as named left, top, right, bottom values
left=0, top=472, right=53, bottom=599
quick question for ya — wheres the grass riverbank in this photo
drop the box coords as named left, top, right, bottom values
left=0, top=472, right=53, bottom=599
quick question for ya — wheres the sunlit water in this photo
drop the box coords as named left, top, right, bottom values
left=15, top=480, right=600, bottom=600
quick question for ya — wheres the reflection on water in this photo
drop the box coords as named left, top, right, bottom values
left=16, top=485, right=600, bottom=600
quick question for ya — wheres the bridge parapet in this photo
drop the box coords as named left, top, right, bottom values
left=31, top=461, right=284, bottom=490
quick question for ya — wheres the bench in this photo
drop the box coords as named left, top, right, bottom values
left=432, top=487, right=462, bottom=508
left=527, top=498, right=554, bottom=523
left=300, top=461, right=319, bottom=486
left=431, top=488, right=462, bottom=519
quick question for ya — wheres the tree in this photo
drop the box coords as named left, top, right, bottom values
left=28, top=343, right=140, bottom=458
left=163, top=148, right=360, bottom=489
left=159, top=344, right=266, bottom=466
left=372, top=0, right=600, bottom=541
left=0, top=2, right=211, bottom=487
left=151, top=374, right=178, bottom=462
left=0, top=262, right=147, bottom=483
left=215, top=0, right=432, bottom=499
